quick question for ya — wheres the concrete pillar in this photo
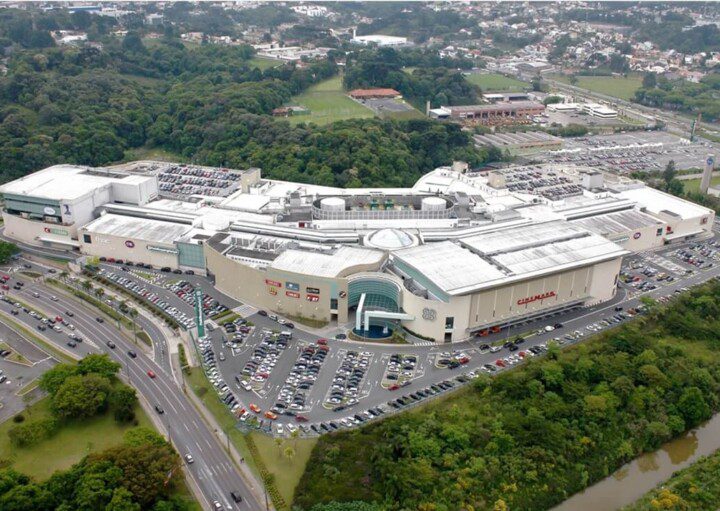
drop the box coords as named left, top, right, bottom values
left=700, top=154, right=715, bottom=194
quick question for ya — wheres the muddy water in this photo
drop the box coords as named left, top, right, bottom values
left=552, top=413, right=720, bottom=511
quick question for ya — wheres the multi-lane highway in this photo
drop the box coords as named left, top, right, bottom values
left=0, top=272, right=264, bottom=511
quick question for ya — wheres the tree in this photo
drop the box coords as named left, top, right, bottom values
left=51, top=374, right=112, bottom=420
left=7, top=418, right=58, bottom=447
left=274, top=438, right=283, bottom=454
left=0, top=241, right=19, bottom=264
left=106, top=487, right=141, bottom=511
left=284, top=446, right=296, bottom=464
left=123, top=427, right=167, bottom=448
left=642, top=72, right=657, bottom=89
left=678, top=387, right=711, bottom=426
left=663, top=160, right=676, bottom=185
left=122, top=31, right=146, bottom=54
left=39, top=363, right=77, bottom=395
left=78, top=354, right=121, bottom=379
left=110, top=385, right=138, bottom=423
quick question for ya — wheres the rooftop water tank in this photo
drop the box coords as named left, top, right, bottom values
left=320, top=197, right=345, bottom=212
left=421, top=196, right=446, bottom=211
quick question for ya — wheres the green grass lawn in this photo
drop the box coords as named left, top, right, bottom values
left=552, top=74, right=643, bottom=101
left=248, top=57, right=284, bottom=71
left=682, top=175, right=720, bottom=194
left=250, top=432, right=317, bottom=504
left=287, top=76, right=374, bottom=125
left=185, top=368, right=316, bottom=506
left=0, top=397, right=151, bottom=479
left=465, top=73, right=529, bottom=92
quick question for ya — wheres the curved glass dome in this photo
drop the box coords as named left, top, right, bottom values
left=364, top=228, right=418, bottom=251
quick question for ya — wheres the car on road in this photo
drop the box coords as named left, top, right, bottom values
left=67, top=341, right=77, bottom=348
left=154, top=405, right=164, bottom=414
left=184, top=454, right=194, bottom=464
left=257, top=310, right=267, bottom=316
left=127, top=350, right=137, bottom=358
left=32, top=292, right=39, bottom=298
left=147, top=370, right=156, bottom=379
left=249, top=403, right=261, bottom=413
left=50, top=296, right=58, bottom=301
left=106, top=341, right=116, bottom=349
left=230, top=491, right=243, bottom=503
left=212, top=501, right=224, bottom=511
left=65, top=311, right=74, bottom=317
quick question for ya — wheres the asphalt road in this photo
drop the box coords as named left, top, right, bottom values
left=1, top=273, right=264, bottom=511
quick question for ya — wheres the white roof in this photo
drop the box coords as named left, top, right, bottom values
left=81, top=213, right=191, bottom=245
left=618, top=187, right=713, bottom=220
left=270, top=246, right=384, bottom=278
left=570, top=210, right=662, bottom=236
left=460, top=222, right=587, bottom=255
left=220, top=193, right=271, bottom=212
left=393, top=242, right=506, bottom=295
left=0, top=165, right=115, bottom=201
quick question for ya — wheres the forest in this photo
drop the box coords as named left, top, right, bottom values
left=0, top=9, right=494, bottom=186
left=294, top=280, right=720, bottom=511
left=343, top=48, right=480, bottom=109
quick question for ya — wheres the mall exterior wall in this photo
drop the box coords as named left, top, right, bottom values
left=78, top=230, right=179, bottom=269
left=2, top=213, right=79, bottom=247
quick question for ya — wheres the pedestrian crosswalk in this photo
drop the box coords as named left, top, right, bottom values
left=234, top=304, right=257, bottom=317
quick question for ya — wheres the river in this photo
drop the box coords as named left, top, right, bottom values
left=553, top=413, right=720, bottom=511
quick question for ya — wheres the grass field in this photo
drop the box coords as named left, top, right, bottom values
left=0, top=397, right=151, bottom=479
left=552, top=74, right=643, bottom=101
left=185, top=368, right=316, bottom=505
left=682, top=176, right=720, bottom=194
left=465, top=73, right=529, bottom=92
left=248, top=57, right=283, bottom=71
left=287, top=76, right=374, bottom=125
left=122, top=146, right=186, bottom=163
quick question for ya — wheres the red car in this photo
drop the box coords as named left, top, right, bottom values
left=295, top=415, right=309, bottom=423
left=317, top=338, right=328, bottom=346
left=388, top=384, right=400, bottom=391
left=0, top=275, right=9, bottom=281
left=459, top=357, right=470, bottom=364
left=1, top=285, right=8, bottom=291
left=495, top=359, right=506, bottom=368
left=147, top=370, right=156, bottom=379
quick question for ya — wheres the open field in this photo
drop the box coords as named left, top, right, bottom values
left=122, top=146, right=186, bottom=163
left=287, top=76, right=374, bottom=125
left=248, top=57, right=284, bottom=71
left=0, top=396, right=151, bottom=479
left=682, top=175, right=720, bottom=194
left=465, top=73, right=529, bottom=91
left=551, top=73, right=643, bottom=101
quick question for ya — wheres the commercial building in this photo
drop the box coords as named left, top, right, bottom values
left=1, top=160, right=714, bottom=343
left=474, top=131, right=563, bottom=156
left=429, top=101, right=546, bottom=125
left=350, top=34, right=408, bottom=47
left=582, top=103, right=619, bottom=118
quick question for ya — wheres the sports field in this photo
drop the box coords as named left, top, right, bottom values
left=552, top=74, right=643, bottom=101
left=248, top=57, right=283, bottom=71
left=465, top=73, right=529, bottom=91
left=287, top=76, right=374, bottom=125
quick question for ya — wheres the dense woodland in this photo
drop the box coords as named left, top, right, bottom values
left=634, top=72, right=720, bottom=122
left=343, top=48, right=480, bottom=109
left=0, top=10, right=494, bottom=186
left=294, top=280, right=720, bottom=511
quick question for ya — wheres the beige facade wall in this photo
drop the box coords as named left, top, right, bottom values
left=401, top=258, right=622, bottom=342
left=205, top=245, right=350, bottom=323
left=78, top=230, right=179, bottom=269
left=2, top=213, right=78, bottom=246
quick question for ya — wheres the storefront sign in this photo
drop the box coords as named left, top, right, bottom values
left=633, top=232, right=641, bottom=240
left=306, top=294, right=319, bottom=302
left=286, top=291, right=300, bottom=298
left=147, top=245, right=178, bottom=254
left=338, top=291, right=347, bottom=299
left=268, top=288, right=278, bottom=296
left=265, top=279, right=282, bottom=287
left=285, top=282, right=300, bottom=291
left=517, top=291, right=556, bottom=306
left=125, top=240, right=135, bottom=248
left=43, top=227, right=69, bottom=236
left=43, top=206, right=57, bottom=215
left=306, top=287, right=320, bottom=294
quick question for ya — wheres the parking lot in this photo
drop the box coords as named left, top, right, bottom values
left=537, top=131, right=720, bottom=173
left=157, top=164, right=244, bottom=198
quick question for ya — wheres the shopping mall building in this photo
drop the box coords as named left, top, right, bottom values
left=1, top=161, right=713, bottom=342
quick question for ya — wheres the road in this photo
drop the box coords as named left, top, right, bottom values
left=1, top=272, right=264, bottom=511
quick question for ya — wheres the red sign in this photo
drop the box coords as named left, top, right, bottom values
left=517, top=291, right=556, bottom=306
left=125, top=240, right=135, bottom=248
left=286, top=291, right=300, bottom=299
left=265, top=279, right=282, bottom=287
left=306, top=294, right=319, bottom=302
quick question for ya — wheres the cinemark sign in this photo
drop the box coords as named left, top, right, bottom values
left=517, top=291, right=556, bottom=306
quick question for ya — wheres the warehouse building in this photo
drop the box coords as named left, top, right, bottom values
left=1, top=161, right=714, bottom=342
left=429, top=101, right=546, bottom=125
left=474, top=131, right=563, bottom=156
